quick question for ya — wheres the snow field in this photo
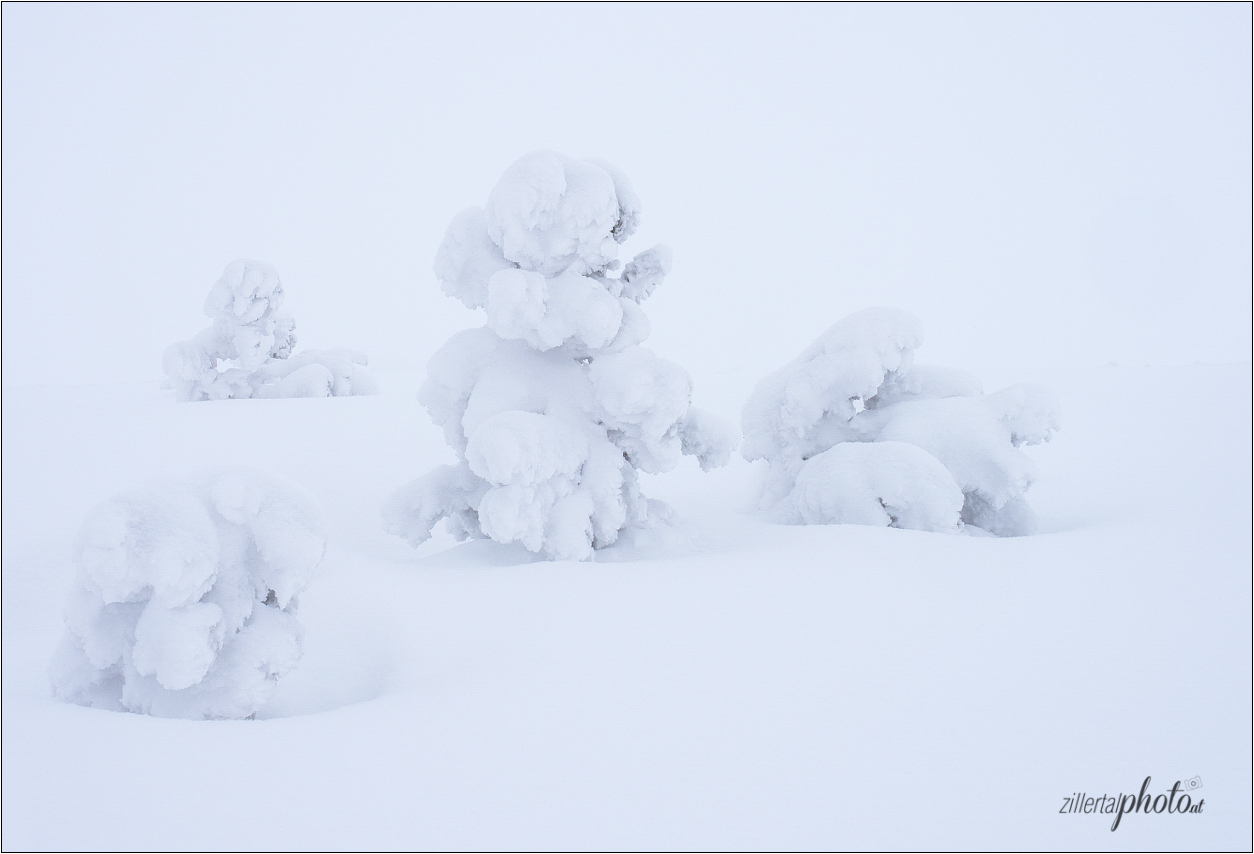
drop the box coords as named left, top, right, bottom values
left=2, top=362, right=1249, bottom=849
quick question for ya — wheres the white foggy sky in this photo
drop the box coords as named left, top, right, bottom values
left=2, top=3, right=1250, bottom=390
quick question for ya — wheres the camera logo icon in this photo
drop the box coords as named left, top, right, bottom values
left=1181, top=776, right=1203, bottom=792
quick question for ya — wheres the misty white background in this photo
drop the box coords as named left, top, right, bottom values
left=3, top=3, right=1250, bottom=391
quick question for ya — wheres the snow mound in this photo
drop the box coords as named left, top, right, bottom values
left=781, top=441, right=964, bottom=532
left=163, top=260, right=376, bottom=401
left=386, top=152, right=736, bottom=561
left=50, top=472, right=326, bottom=719
left=742, top=308, right=1060, bottom=536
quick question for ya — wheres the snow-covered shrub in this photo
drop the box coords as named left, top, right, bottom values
left=384, top=151, right=736, bottom=561
left=163, top=259, right=377, bottom=401
left=742, top=307, right=1060, bottom=536
left=50, top=472, right=325, bottom=719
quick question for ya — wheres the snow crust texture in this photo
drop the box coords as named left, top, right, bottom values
left=742, top=308, right=1060, bottom=535
left=386, top=151, right=736, bottom=560
left=50, top=472, right=326, bottom=719
left=163, top=259, right=377, bottom=401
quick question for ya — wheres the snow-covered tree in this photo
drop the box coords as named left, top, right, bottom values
left=741, top=308, right=1060, bottom=536
left=163, top=259, right=377, bottom=401
left=384, top=151, right=736, bottom=561
left=50, top=472, right=325, bottom=719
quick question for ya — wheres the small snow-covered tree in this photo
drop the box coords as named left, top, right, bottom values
left=163, top=259, right=377, bottom=400
left=50, top=472, right=325, bottom=719
left=384, top=151, right=736, bottom=561
left=741, top=308, right=1060, bottom=536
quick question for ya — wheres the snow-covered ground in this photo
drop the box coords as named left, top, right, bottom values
left=3, top=362, right=1249, bottom=850
left=3, top=7, right=1249, bottom=849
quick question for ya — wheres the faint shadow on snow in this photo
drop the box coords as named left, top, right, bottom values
left=256, top=648, right=390, bottom=720
left=593, top=517, right=702, bottom=563
left=255, top=602, right=394, bottom=719
left=412, top=538, right=547, bottom=568
left=407, top=513, right=704, bottom=568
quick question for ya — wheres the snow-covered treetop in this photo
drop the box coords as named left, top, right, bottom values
left=203, top=259, right=285, bottom=329
left=433, top=151, right=669, bottom=329
left=484, top=151, right=639, bottom=277
left=203, top=259, right=293, bottom=371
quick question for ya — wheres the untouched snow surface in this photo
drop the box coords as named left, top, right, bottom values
left=2, top=363, right=1251, bottom=850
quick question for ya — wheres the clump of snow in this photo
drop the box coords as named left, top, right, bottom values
left=782, top=441, right=965, bottom=532
left=50, top=472, right=325, bottom=719
left=742, top=307, right=1060, bottom=536
left=163, top=259, right=377, bottom=401
left=385, top=151, right=737, bottom=561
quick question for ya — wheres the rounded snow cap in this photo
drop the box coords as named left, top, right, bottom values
left=484, top=151, right=639, bottom=277
left=203, top=259, right=284, bottom=325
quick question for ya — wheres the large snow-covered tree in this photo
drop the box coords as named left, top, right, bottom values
left=163, top=259, right=377, bottom=401
left=384, top=151, right=735, bottom=561
left=741, top=307, right=1060, bottom=536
